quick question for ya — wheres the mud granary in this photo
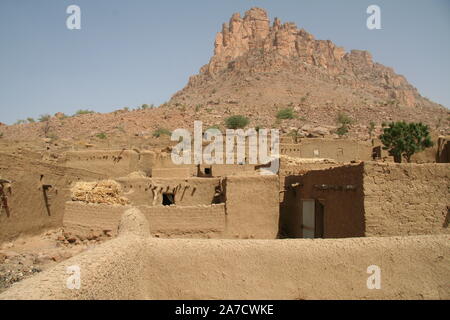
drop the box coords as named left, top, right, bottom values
left=0, top=136, right=449, bottom=299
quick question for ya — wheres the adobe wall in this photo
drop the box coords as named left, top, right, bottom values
left=280, top=164, right=365, bottom=238
left=0, top=153, right=105, bottom=243
left=2, top=210, right=449, bottom=300
left=224, top=175, right=280, bottom=239
left=65, top=175, right=279, bottom=239
left=151, top=167, right=192, bottom=178
left=63, top=202, right=226, bottom=238
left=280, top=139, right=373, bottom=162
left=279, top=161, right=341, bottom=190
left=363, top=162, right=450, bottom=236
left=63, top=150, right=140, bottom=177
left=281, top=162, right=449, bottom=238
left=116, top=177, right=222, bottom=206
left=63, top=149, right=258, bottom=178
left=209, top=164, right=257, bottom=177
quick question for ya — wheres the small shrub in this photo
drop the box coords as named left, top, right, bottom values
left=75, top=109, right=94, bottom=116
left=96, top=132, right=107, bottom=140
left=336, top=126, right=349, bottom=137
left=0, top=132, right=3, bottom=138
left=337, top=112, right=354, bottom=126
left=152, top=128, right=171, bottom=138
left=225, top=115, right=249, bottom=129
left=336, top=112, right=354, bottom=137
left=195, top=104, right=202, bottom=112
left=141, top=104, right=149, bottom=110
left=15, top=119, right=26, bottom=125
left=276, top=108, right=295, bottom=120
left=27, top=117, right=35, bottom=123
left=38, top=114, right=51, bottom=122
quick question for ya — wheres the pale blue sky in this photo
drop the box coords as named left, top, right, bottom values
left=1, top=0, right=449, bottom=124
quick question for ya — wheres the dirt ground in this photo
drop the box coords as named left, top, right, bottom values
left=0, top=228, right=111, bottom=293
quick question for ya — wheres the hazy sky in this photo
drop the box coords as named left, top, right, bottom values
left=1, top=0, right=449, bottom=124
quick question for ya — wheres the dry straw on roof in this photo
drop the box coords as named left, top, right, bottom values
left=71, top=180, right=130, bottom=205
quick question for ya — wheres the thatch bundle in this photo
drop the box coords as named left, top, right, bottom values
left=71, top=180, right=130, bottom=205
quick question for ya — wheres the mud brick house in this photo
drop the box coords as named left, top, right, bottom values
left=280, top=162, right=450, bottom=238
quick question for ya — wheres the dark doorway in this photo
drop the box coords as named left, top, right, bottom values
left=162, top=193, right=175, bottom=206
left=372, top=146, right=381, bottom=160
left=314, top=200, right=324, bottom=238
left=204, top=167, right=212, bottom=176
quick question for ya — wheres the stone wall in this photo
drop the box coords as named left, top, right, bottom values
left=363, top=162, right=450, bottom=236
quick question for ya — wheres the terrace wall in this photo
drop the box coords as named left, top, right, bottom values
left=2, top=209, right=448, bottom=300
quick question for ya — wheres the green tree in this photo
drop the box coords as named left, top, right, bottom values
left=225, top=115, right=249, bottom=129
left=379, top=121, right=433, bottom=163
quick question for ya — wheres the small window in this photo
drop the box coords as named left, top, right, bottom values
left=204, top=167, right=211, bottom=175
left=162, top=193, right=175, bottom=206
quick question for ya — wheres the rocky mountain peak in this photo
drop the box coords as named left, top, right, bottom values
left=176, top=7, right=432, bottom=108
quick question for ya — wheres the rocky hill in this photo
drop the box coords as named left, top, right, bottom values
left=170, top=8, right=447, bottom=128
left=1, top=7, right=448, bottom=143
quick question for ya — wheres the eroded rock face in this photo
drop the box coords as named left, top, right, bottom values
left=195, top=7, right=420, bottom=107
